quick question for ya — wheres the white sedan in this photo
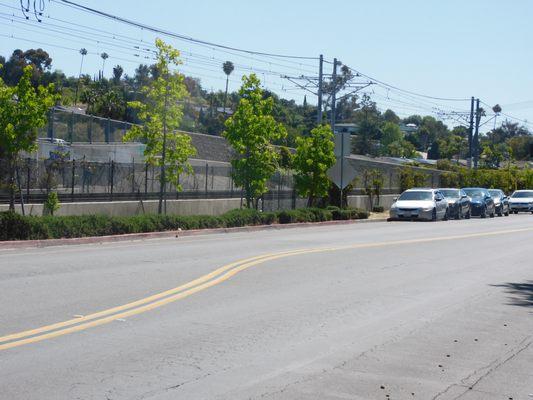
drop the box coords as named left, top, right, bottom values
left=389, top=189, right=449, bottom=221
left=508, top=190, right=533, bottom=214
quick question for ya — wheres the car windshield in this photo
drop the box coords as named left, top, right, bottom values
left=440, top=189, right=460, bottom=199
left=463, top=189, right=485, bottom=198
left=488, top=190, right=501, bottom=198
left=398, top=191, right=433, bottom=201
left=511, top=191, right=533, bottom=198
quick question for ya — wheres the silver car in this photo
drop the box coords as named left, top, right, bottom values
left=508, top=190, right=533, bottom=214
left=389, top=188, right=448, bottom=221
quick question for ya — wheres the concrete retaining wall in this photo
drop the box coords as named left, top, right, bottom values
left=0, top=198, right=243, bottom=217
left=1, top=194, right=397, bottom=217
left=347, top=194, right=397, bottom=210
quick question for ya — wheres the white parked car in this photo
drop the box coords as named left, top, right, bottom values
left=389, top=188, right=449, bottom=221
left=508, top=190, right=533, bottom=214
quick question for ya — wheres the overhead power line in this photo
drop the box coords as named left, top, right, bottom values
left=342, top=63, right=471, bottom=102
left=50, top=0, right=320, bottom=61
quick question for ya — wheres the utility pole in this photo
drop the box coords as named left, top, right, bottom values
left=468, top=96, right=475, bottom=168
left=317, top=54, right=323, bottom=124
left=330, top=58, right=344, bottom=207
left=473, top=98, right=481, bottom=170
left=331, top=58, right=338, bottom=134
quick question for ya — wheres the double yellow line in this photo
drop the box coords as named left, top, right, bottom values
left=1, top=227, right=531, bottom=351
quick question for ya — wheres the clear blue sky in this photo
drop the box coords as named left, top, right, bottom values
left=1, top=0, right=532, bottom=130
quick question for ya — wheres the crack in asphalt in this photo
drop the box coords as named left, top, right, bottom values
left=431, top=335, right=533, bottom=400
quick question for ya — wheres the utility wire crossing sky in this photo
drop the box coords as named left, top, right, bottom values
left=1, top=0, right=532, bottom=130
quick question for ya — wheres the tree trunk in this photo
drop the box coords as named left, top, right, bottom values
left=223, top=76, right=229, bottom=115
left=8, top=155, right=16, bottom=212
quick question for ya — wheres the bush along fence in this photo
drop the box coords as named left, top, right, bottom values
left=0, top=207, right=369, bottom=241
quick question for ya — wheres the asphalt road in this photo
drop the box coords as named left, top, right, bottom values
left=1, top=215, right=532, bottom=400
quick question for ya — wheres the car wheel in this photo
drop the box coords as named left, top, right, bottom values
left=514, top=210, right=518, bottom=214
left=431, top=208, right=437, bottom=221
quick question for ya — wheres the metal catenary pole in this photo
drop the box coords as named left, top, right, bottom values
left=330, top=58, right=343, bottom=207
left=317, top=54, right=323, bottom=124
left=468, top=96, right=475, bottom=168
left=474, top=98, right=481, bottom=169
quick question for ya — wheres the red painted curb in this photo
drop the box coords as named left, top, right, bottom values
left=0, top=218, right=387, bottom=250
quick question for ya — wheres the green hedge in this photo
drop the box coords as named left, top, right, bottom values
left=0, top=207, right=369, bottom=241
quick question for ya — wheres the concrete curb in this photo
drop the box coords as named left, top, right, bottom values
left=0, top=218, right=388, bottom=250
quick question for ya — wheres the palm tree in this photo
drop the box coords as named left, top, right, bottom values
left=100, top=52, right=109, bottom=77
left=492, top=104, right=502, bottom=130
left=222, top=61, right=234, bottom=114
left=75, top=48, right=87, bottom=105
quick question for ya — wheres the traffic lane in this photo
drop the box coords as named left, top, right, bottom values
left=0, top=214, right=531, bottom=337
left=1, top=214, right=531, bottom=337
left=1, top=224, right=531, bottom=399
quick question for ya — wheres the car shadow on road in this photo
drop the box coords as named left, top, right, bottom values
left=492, top=281, right=533, bottom=308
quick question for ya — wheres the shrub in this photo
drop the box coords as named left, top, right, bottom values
left=0, top=206, right=369, bottom=241
left=43, top=192, right=60, bottom=216
left=372, top=205, right=384, bottom=213
left=0, top=211, right=32, bottom=241
left=331, top=207, right=369, bottom=220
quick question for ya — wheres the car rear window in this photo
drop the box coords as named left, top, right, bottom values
left=398, top=191, right=433, bottom=201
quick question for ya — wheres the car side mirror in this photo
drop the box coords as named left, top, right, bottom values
left=393, top=197, right=398, bottom=202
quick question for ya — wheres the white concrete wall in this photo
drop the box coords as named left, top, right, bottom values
left=347, top=194, right=397, bottom=210
left=1, top=194, right=398, bottom=217
left=0, top=198, right=243, bottom=217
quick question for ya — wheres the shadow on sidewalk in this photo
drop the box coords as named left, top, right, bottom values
left=492, top=281, right=533, bottom=308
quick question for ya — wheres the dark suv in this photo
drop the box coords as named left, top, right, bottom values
left=488, top=189, right=509, bottom=217
left=462, top=188, right=496, bottom=218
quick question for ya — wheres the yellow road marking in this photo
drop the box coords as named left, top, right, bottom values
left=1, top=227, right=531, bottom=351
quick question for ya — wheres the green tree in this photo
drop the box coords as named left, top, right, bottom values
left=427, top=140, right=440, bottom=160
left=112, top=65, right=124, bottom=84
left=124, top=38, right=196, bottom=214
left=383, top=109, right=400, bottom=124
left=293, top=125, right=336, bottom=207
left=0, top=65, right=57, bottom=210
left=223, top=73, right=287, bottom=209
left=381, top=122, right=403, bottom=150
left=362, top=169, right=384, bottom=209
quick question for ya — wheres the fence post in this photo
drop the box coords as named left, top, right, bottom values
left=278, top=172, right=282, bottom=210
left=291, top=185, right=296, bottom=210
left=105, top=118, right=111, bottom=143
left=68, top=112, right=74, bottom=143
left=47, top=108, right=54, bottom=139
left=88, top=116, right=93, bottom=143
left=109, top=160, right=115, bottom=201
left=230, top=166, right=234, bottom=198
left=144, top=162, right=148, bottom=198
left=131, top=158, right=135, bottom=193
left=71, top=159, right=76, bottom=202
left=26, top=158, right=31, bottom=199
left=205, top=162, right=209, bottom=198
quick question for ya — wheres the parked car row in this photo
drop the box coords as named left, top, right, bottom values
left=389, top=188, right=533, bottom=221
